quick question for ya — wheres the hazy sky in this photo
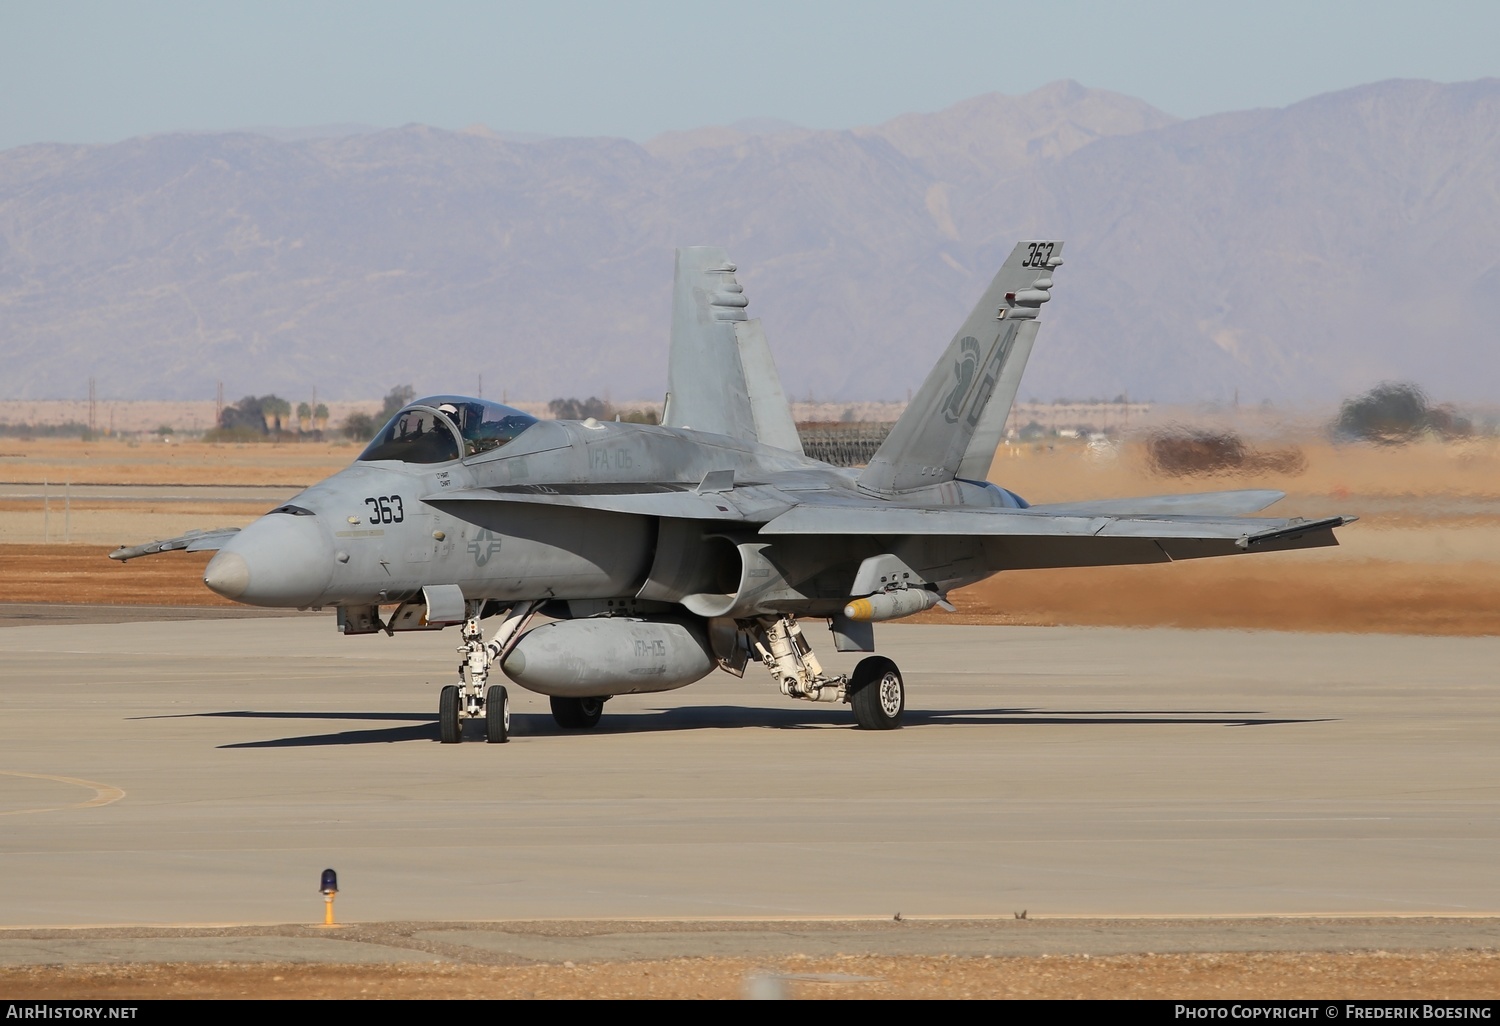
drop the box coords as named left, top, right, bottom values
left=4, top=0, right=1499, bottom=150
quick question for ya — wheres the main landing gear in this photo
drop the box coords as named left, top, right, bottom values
left=438, top=601, right=537, bottom=744
left=749, top=615, right=906, bottom=730
left=549, top=696, right=606, bottom=729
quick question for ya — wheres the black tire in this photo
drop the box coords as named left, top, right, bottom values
left=439, top=684, right=463, bottom=744
left=849, top=657, right=904, bottom=730
left=550, top=695, right=605, bottom=729
left=486, top=684, right=510, bottom=744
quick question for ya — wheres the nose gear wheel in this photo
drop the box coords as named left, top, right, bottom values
left=439, top=684, right=463, bottom=743
left=485, top=684, right=510, bottom=743
left=436, top=601, right=537, bottom=744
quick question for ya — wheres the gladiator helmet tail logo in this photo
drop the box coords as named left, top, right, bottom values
left=941, top=336, right=982, bottom=423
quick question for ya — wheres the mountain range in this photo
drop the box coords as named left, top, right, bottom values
left=1, top=78, right=1496, bottom=406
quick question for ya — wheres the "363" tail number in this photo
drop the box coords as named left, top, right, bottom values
left=1021, top=242, right=1056, bottom=268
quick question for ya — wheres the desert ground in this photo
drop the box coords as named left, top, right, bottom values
left=8, top=951, right=1499, bottom=1000
left=1, top=433, right=1496, bottom=1000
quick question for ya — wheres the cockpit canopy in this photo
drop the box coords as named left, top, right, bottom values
left=358, top=396, right=537, bottom=464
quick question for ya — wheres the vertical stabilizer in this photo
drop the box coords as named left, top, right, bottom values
left=735, top=318, right=804, bottom=454
left=665, top=248, right=753, bottom=437
left=954, top=318, right=1040, bottom=481
left=859, top=240, right=1062, bottom=494
left=663, top=248, right=802, bottom=452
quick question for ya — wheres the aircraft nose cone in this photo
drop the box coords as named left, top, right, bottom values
left=203, top=552, right=250, bottom=599
left=204, top=514, right=334, bottom=607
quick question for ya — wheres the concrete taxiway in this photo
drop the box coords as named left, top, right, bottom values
left=1, top=613, right=1496, bottom=957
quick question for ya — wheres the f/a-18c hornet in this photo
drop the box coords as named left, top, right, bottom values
left=113, top=241, right=1353, bottom=743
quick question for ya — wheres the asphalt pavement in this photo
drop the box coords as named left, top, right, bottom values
left=1, top=614, right=1496, bottom=962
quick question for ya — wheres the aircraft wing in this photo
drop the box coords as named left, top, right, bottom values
left=760, top=504, right=1353, bottom=555
left=108, top=528, right=241, bottom=561
left=1024, top=489, right=1286, bottom=516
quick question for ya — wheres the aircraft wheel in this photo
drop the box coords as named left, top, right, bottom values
left=439, top=684, right=463, bottom=744
left=849, top=657, right=904, bottom=730
left=550, top=695, right=605, bottom=729
left=486, top=684, right=510, bottom=744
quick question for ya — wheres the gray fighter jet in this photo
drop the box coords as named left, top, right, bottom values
left=112, top=241, right=1352, bottom=742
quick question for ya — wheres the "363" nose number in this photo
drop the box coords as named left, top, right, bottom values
left=364, top=495, right=404, bottom=524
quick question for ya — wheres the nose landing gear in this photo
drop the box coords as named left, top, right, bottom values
left=437, top=601, right=536, bottom=743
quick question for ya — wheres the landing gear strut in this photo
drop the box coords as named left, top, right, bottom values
left=750, top=616, right=847, bottom=703
left=438, top=601, right=536, bottom=744
left=748, top=615, right=905, bottom=729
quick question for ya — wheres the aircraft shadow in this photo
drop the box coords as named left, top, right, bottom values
left=129, top=710, right=438, bottom=749
left=906, top=709, right=1332, bottom=728
left=190, top=706, right=1331, bottom=748
left=546, top=706, right=1332, bottom=735
left=131, top=710, right=428, bottom=722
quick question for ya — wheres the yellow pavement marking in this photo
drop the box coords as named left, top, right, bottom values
left=0, top=770, right=126, bottom=816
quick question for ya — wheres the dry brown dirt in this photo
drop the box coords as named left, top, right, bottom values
left=4, top=951, right=1499, bottom=1000
left=926, top=558, right=1500, bottom=635
left=0, top=545, right=229, bottom=606
left=0, top=436, right=352, bottom=486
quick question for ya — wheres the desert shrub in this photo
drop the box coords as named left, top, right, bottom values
left=0, top=421, right=90, bottom=438
left=218, top=395, right=285, bottom=433
left=378, top=385, right=416, bottom=422
left=1146, top=429, right=1305, bottom=477
left=1146, top=430, right=1248, bottom=475
left=342, top=411, right=378, bottom=441
left=1332, top=382, right=1474, bottom=444
left=547, top=396, right=613, bottom=420
left=545, top=397, right=659, bottom=423
left=1426, top=403, right=1473, bottom=440
left=203, top=425, right=268, bottom=443
left=1334, top=382, right=1428, bottom=444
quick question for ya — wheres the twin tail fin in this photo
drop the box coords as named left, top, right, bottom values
left=859, top=240, right=1063, bottom=494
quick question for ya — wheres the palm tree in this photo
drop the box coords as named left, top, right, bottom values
left=262, top=397, right=291, bottom=433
